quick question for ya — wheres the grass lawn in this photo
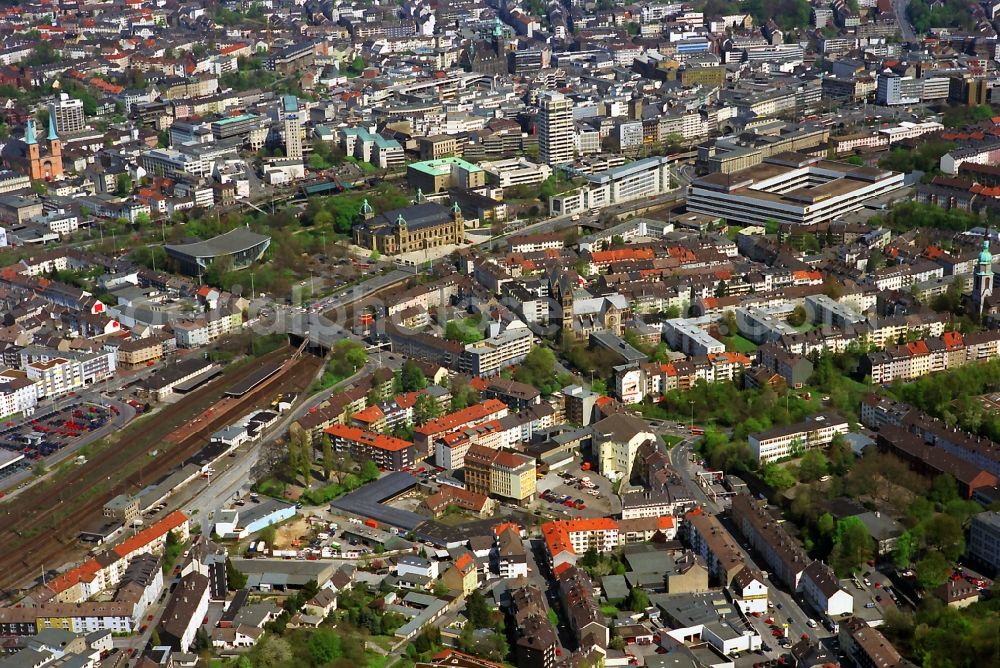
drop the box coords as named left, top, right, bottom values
left=663, top=434, right=683, bottom=447
left=548, top=607, right=559, bottom=625
left=256, top=477, right=287, bottom=499
left=723, top=334, right=758, bottom=353
left=600, top=605, right=620, bottom=616
left=368, top=636, right=397, bottom=652
left=366, top=652, right=390, bottom=668
left=386, top=659, right=415, bottom=668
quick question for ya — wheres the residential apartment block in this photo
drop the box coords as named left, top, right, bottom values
left=324, top=423, right=417, bottom=471
left=748, top=412, right=850, bottom=464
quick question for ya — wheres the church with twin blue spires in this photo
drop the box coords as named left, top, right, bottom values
left=1, top=113, right=63, bottom=182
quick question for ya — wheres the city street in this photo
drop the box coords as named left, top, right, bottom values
left=666, top=439, right=832, bottom=654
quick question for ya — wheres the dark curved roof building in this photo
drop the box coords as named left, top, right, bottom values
left=165, top=227, right=271, bottom=276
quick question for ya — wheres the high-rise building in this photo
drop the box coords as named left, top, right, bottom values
left=48, top=94, right=86, bottom=134
left=538, top=91, right=574, bottom=166
left=974, top=238, right=994, bottom=316
left=281, top=94, right=303, bottom=160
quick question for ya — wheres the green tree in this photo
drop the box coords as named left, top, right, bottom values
left=400, top=359, right=428, bottom=392
left=450, top=377, right=480, bottom=410
left=866, top=249, right=885, bottom=273
left=787, top=304, right=808, bottom=327
left=249, top=635, right=292, bottom=668
left=115, top=172, right=133, bottom=196
left=827, top=433, right=855, bottom=474
left=929, top=473, right=960, bottom=505
left=308, top=627, right=343, bottom=663
left=225, top=557, right=247, bottom=589
left=915, top=550, right=951, bottom=589
left=761, top=464, right=796, bottom=490
left=301, top=435, right=313, bottom=487
left=893, top=530, right=918, bottom=569
left=287, top=433, right=300, bottom=476
left=413, top=626, right=441, bottom=654
left=798, top=449, right=829, bottom=483
left=926, top=513, right=965, bottom=561
left=414, top=393, right=441, bottom=425
left=625, top=587, right=650, bottom=611
left=830, top=516, right=873, bottom=576
left=360, top=459, right=380, bottom=482
left=465, top=589, right=492, bottom=628
left=513, top=346, right=562, bottom=395
left=192, top=627, right=211, bottom=651
left=816, top=512, right=835, bottom=536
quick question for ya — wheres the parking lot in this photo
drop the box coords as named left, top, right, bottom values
left=0, top=403, right=114, bottom=475
left=535, top=462, right=620, bottom=518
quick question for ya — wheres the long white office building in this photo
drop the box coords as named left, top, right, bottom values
left=549, top=156, right=673, bottom=216
left=688, top=153, right=903, bottom=226
left=748, top=412, right=850, bottom=463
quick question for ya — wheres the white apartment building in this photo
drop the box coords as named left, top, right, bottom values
left=49, top=93, right=86, bottom=134
left=749, top=412, right=850, bottom=463
left=435, top=420, right=504, bottom=470
left=280, top=95, right=304, bottom=161
left=0, top=370, right=38, bottom=416
left=549, top=156, right=673, bottom=216
left=876, top=73, right=922, bottom=106
left=173, top=311, right=243, bottom=348
left=463, top=320, right=533, bottom=377
left=25, top=357, right=83, bottom=398
left=801, top=561, right=854, bottom=617
left=663, top=318, right=727, bottom=357
left=140, top=148, right=211, bottom=178
left=538, top=91, right=574, bottom=166
left=32, top=211, right=80, bottom=236
left=480, top=157, right=553, bottom=188
left=596, top=414, right=656, bottom=481
left=879, top=121, right=943, bottom=144
left=561, top=518, right=622, bottom=554
left=834, top=132, right=887, bottom=154
left=37, top=608, right=135, bottom=634
left=729, top=567, right=769, bottom=615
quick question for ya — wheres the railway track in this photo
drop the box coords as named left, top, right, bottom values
left=0, top=347, right=322, bottom=594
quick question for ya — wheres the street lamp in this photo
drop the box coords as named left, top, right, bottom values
left=689, top=400, right=694, bottom=433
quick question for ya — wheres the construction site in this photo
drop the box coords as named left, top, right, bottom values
left=0, top=341, right=324, bottom=596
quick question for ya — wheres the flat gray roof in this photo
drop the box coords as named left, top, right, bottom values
left=330, top=471, right=425, bottom=530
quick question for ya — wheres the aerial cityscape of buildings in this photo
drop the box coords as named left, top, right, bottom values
left=1, top=1, right=1000, bottom=667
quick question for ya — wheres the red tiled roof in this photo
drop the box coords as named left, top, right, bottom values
left=114, top=511, right=187, bottom=559
left=324, top=423, right=412, bottom=451
left=591, top=248, right=655, bottom=264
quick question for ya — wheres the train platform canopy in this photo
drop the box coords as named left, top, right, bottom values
left=0, top=449, right=25, bottom=471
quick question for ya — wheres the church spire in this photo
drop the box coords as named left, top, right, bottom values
left=48, top=113, right=58, bottom=141
left=24, top=119, right=37, bottom=145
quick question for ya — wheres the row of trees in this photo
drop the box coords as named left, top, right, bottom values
left=877, top=140, right=955, bottom=175
left=891, top=357, right=1000, bottom=440
left=882, top=596, right=1000, bottom=667
left=513, top=346, right=570, bottom=396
